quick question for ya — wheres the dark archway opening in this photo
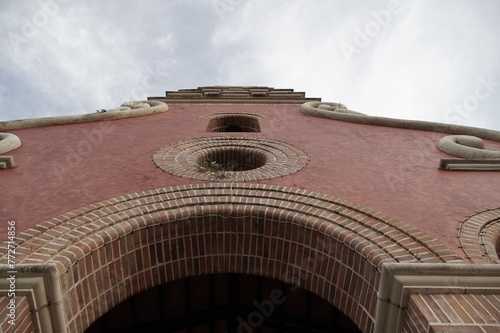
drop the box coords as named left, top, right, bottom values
left=225, top=124, right=243, bottom=132
left=496, top=236, right=500, bottom=261
left=207, top=115, right=261, bottom=132
left=86, top=274, right=361, bottom=333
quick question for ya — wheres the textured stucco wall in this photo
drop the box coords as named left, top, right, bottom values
left=2, top=103, right=500, bottom=260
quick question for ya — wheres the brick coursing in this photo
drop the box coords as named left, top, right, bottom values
left=152, top=137, right=309, bottom=182
left=403, top=294, right=500, bottom=333
left=0, top=183, right=464, bottom=332
left=0, top=297, right=33, bottom=333
left=458, top=208, right=500, bottom=263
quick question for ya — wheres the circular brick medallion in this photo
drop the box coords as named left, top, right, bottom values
left=153, top=137, right=309, bottom=181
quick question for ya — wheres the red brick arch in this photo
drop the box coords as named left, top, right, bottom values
left=7, top=184, right=462, bottom=333
left=458, top=207, right=500, bottom=263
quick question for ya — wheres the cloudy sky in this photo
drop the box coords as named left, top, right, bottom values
left=1, top=0, right=499, bottom=130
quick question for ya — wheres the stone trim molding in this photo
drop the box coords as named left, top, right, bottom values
left=0, top=264, right=66, bottom=333
left=153, top=99, right=317, bottom=104
left=0, top=101, right=168, bottom=131
left=316, top=102, right=366, bottom=115
left=171, top=103, right=314, bottom=106
left=300, top=101, right=500, bottom=141
left=301, top=101, right=500, bottom=161
left=150, top=86, right=321, bottom=105
left=375, top=263, right=500, bottom=333
left=0, top=156, right=15, bottom=170
left=153, top=137, right=309, bottom=182
left=458, top=208, right=500, bottom=263
left=0, top=133, right=21, bottom=154
left=439, top=158, right=500, bottom=171
left=0, top=184, right=461, bottom=332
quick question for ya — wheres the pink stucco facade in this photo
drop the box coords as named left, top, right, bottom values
left=1, top=87, right=499, bottom=333
left=2, top=103, right=500, bottom=260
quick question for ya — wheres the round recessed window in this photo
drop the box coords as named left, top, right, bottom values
left=196, top=147, right=268, bottom=171
left=153, top=137, right=309, bottom=181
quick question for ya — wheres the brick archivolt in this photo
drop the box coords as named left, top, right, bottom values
left=1, top=184, right=461, bottom=332
left=458, top=207, right=500, bottom=263
left=153, top=137, right=309, bottom=182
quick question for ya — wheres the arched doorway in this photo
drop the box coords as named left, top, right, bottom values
left=86, top=274, right=362, bottom=333
left=3, top=184, right=459, bottom=333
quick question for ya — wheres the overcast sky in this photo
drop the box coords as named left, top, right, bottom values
left=1, top=0, right=499, bottom=130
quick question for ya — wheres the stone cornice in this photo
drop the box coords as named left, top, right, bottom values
left=150, top=86, right=321, bottom=104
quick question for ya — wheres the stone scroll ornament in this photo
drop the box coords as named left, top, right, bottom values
left=0, top=133, right=21, bottom=154
left=437, top=135, right=500, bottom=159
left=0, top=101, right=168, bottom=168
left=103, top=101, right=157, bottom=112
left=0, top=100, right=168, bottom=131
left=300, top=101, right=500, bottom=159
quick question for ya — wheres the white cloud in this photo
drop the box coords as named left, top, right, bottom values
left=1, top=0, right=499, bottom=130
